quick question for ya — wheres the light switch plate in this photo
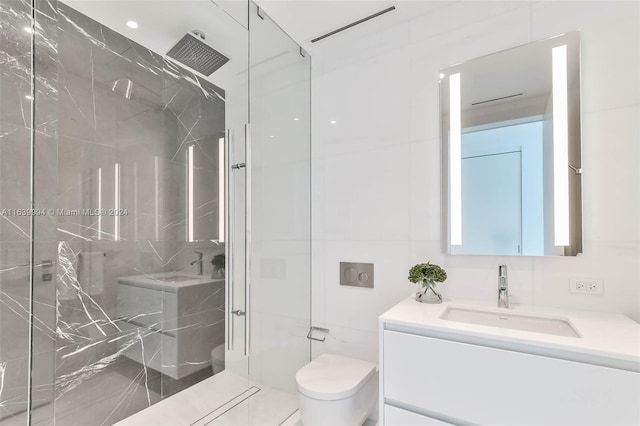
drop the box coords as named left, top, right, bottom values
left=340, top=262, right=374, bottom=288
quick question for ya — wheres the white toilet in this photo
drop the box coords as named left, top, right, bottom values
left=210, top=344, right=225, bottom=375
left=295, top=353, right=378, bottom=426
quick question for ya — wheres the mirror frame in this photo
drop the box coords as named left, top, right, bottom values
left=440, top=32, right=583, bottom=257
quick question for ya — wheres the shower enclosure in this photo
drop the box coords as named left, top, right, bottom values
left=0, top=1, right=310, bottom=424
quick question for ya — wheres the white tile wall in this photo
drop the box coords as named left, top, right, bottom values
left=310, top=1, right=640, bottom=363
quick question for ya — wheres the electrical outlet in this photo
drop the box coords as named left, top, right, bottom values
left=569, top=278, right=604, bottom=295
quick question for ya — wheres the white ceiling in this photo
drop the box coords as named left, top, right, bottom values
left=256, top=0, right=447, bottom=51
left=63, top=0, right=407, bottom=89
left=257, top=0, right=397, bottom=46
left=64, top=0, right=449, bottom=81
left=59, top=1, right=573, bottom=104
left=66, top=0, right=386, bottom=89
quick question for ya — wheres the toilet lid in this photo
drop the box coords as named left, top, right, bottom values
left=295, top=354, right=377, bottom=401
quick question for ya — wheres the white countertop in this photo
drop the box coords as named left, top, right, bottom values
left=380, top=297, right=640, bottom=372
left=117, top=273, right=224, bottom=292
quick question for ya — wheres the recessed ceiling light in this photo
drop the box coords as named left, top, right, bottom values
left=293, top=117, right=300, bottom=121
left=330, top=120, right=337, bottom=124
left=126, top=21, right=139, bottom=29
left=25, top=95, right=33, bottom=100
left=24, top=26, right=34, bottom=34
left=439, top=73, right=445, bottom=79
left=269, top=135, right=275, bottom=138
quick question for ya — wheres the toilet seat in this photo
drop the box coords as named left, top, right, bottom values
left=295, top=354, right=377, bottom=401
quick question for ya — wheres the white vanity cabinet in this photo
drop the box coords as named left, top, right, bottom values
left=379, top=299, right=640, bottom=425
left=116, top=275, right=225, bottom=380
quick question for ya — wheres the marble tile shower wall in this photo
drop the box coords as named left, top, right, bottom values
left=1, top=1, right=225, bottom=424
left=1, top=0, right=58, bottom=421
left=0, top=0, right=32, bottom=417
left=311, top=1, right=640, bottom=363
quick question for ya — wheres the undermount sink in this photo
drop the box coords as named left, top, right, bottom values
left=440, top=306, right=581, bottom=338
left=153, top=275, right=200, bottom=283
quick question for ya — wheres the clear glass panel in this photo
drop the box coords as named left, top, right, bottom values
left=0, top=0, right=36, bottom=423
left=30, top=0, right=58, bottom=424
left=26, top=1, right=251, bottom=424
left=0, top=1, right=313, bottom=424
left=248, top=3, right=311, bottom=424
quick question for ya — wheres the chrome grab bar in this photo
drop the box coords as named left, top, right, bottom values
left=244, top=123, right=251, bottom=357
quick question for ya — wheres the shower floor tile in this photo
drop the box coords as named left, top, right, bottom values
left=115, top=370, right=304, bottom=426
left=115, top=370, right=253, bottom=426
left=207, top=384, right=298, bottom=425
left=3, top=358, right=161, bottom=426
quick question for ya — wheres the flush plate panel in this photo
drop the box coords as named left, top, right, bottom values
left=340, top=262, right=374, bottom=288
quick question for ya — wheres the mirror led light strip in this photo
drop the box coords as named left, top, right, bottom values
left=97, top=167, right=102, bottom=240
left=187, top=145, right=195, bottom=242
left=450, top=73, right=462, bottom=246
left=114, top=163, right=120, bottom=241
left=154, top=157, right=159, bottom=241
left=552, top=45, right=569, bottom=246
left=218, top=137, right=225, bottom=243
left=133, top=162, right=138, bottom=240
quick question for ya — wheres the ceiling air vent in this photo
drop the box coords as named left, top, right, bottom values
left=310, top=6, right=396, bottom=43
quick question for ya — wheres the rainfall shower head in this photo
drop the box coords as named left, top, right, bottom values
left=167, top=31, right=230, bottom=76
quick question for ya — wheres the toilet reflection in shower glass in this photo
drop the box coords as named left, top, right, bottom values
left=440, top=32, right=583, bottom=257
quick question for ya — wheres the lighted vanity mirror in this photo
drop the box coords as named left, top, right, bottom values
left=441, top=32, right=582, bottom=256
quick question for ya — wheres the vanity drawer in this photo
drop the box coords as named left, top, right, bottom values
left=384, top=405, right=452, bottom=425
left=116, top=283, right=177, bottom=333
left=118, top=321, right=178, bottom=378
left=383, top=330, right=640, bottom=425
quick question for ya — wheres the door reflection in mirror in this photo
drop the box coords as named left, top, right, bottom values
left=450, top=120, right=544, bottom=256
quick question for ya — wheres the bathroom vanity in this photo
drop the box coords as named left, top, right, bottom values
left=116, top=274, right=224, bottom=380
left=379, top=298, right=640, bottom=425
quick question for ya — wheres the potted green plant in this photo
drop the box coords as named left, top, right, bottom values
left=408, top=262, right=447, bottom=304
left=211, top=254, right=225, bottom=279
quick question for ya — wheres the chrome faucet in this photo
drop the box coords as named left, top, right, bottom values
left=190, top=251, right=204, bottom=275
left=498, top=264, right=509, bottom=308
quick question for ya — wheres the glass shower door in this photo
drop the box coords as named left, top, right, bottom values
left=0, top=0, right=57, bottom=423
left=0, top=0, right=314, bottom=424
left=247, top=3, right=312, bottom=424
left=0, top=0, right=37, bottom=421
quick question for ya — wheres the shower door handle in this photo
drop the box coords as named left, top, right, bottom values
left=243, top=123, right=251, bottom=357
left=225, top=129, right=234, bottom=351
left=226, top=124, right=251, bottom=357
left=226, top=125, right=250, bottom=356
